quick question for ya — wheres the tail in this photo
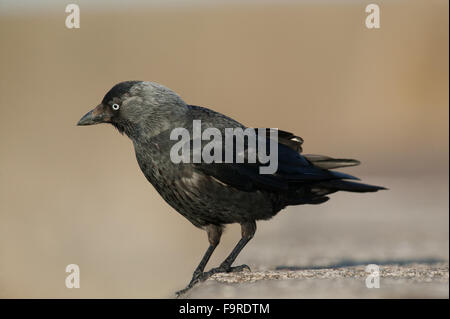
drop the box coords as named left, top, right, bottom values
left=303, top=154, right=386, bottom=192
left=288, top=179, right=385, bottom=206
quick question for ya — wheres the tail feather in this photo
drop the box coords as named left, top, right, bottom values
left=304, top=154, right=360, bottom=169
left=316, top=180, right=387, bottom=193
left=329, top=170, right=360, bottom=181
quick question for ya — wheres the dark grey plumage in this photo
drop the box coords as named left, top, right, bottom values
left=78, top=81, right=385, bottom=294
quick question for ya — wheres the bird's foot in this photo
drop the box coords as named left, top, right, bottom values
left=209, top=264, right=251, bottom=275
left=175, top=285, right=195, bottom=297
left=175, top=270, right=206, bottom=297
left=175, top=265, right=251, bottom=297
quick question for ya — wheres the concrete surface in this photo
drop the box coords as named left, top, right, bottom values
left=184, top=262, right=449, bottom=298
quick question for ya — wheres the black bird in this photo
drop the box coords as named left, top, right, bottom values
left=78, top=81, right=385, bottom=294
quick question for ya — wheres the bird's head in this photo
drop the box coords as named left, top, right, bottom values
left=77, top=81, right=188, bottom=140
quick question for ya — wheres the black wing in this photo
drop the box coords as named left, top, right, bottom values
left=193, top=129, right=358, bottom=193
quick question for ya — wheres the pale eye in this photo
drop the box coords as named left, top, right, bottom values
left=112, top=103, right=120, bottom=111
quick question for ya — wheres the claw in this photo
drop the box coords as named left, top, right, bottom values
left=228, top=264, right=251, bottom=273
left=175, top=271, right=213, bottom=297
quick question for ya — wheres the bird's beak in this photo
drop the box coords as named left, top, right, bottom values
left=77, top=104, right=111, bottom=126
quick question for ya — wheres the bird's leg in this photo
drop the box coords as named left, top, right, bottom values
left=190, top=224, right=222, bottom=283
left=206, top=221, right=256, bottom=275
left=176, top=224, right=222, bottom=296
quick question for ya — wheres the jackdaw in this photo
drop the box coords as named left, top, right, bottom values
left=77, top=81, right=385, bottom=294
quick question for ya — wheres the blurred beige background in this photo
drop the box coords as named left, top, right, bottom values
left=0, top=0, right=448, bottom=298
